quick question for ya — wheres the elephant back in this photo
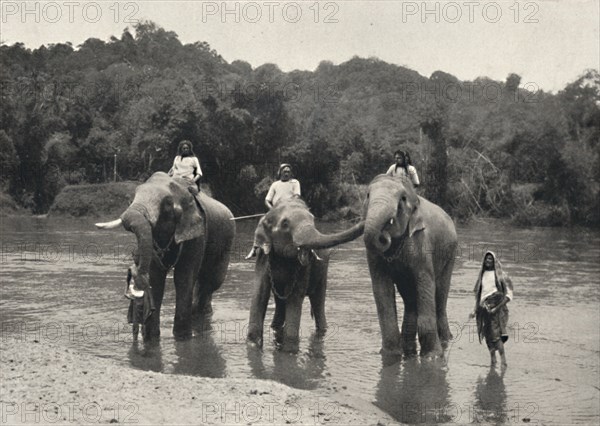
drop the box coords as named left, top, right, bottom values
left=195, top=192, right=235, bottom=257
left=416, top=195, right=457, bottom=249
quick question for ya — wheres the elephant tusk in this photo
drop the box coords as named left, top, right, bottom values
left=95, top=218, right=123, bottom=229
left=389, top=218, right=395, bottom=225
left=311, top=250, right=323, bottom=261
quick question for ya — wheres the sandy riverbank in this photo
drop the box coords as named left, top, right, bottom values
left=0, top=337, right=398, bottom=425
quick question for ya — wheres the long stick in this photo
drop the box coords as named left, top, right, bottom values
left=229, top=213, right=265, bottom=221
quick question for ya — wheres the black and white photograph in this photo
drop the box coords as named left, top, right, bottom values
left=1, top=1, right=599, bottom=424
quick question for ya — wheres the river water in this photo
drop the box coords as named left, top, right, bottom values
left=1, top=215, right=599, bottom=424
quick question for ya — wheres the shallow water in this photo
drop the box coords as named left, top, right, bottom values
left=1, top=216, right=599, bottom=424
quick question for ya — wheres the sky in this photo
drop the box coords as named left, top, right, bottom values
left=1, top=0, right=599, bottom=92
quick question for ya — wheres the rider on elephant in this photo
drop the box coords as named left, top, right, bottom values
left=168, top=140, right=203, bottom=194
left=386, top=149, right=420, bottom=188
left=471, top=251, right=514, bottom=367
left=245, top=163, right=301, bottom=259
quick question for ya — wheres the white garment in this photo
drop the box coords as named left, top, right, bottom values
left=265, top=179, right=301, bottom=206
left=480, top=270, right=499, bottom=304
left=386, top=164, right=420, bottom=186
left=171, top=155, right=202, bottom=182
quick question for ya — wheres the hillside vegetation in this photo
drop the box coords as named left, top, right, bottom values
left=49, top=181, right=138, bottom=217
left=1, top=21, right=598, bottom=225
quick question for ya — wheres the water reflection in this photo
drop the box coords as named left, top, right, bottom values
left=246, top=333, right=327, bottom=390
left=172, top=330, right=226, bottom=378
left=128, top=340, right=164, bottom=373
left=375, top=357, right=450, bottom=424
left=473, top=367, right=507, bottom=424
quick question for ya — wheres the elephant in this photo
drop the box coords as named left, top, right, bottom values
left=96, top=171, right=235, bottom=341
left=363, top=174, right=457, bottom=357
left=246, top=198, right=364, bottom=353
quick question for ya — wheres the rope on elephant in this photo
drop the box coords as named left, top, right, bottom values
left=268, top=260, right=302, bottom=300
left=229, top=213, right=265, bottom=221
left=152, top=236, right=183, bottom=272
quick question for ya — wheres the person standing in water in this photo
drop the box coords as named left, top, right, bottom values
left=470, top=251, right=514, bottom=367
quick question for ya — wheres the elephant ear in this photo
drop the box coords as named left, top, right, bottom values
left=254, top=218, right=272, bottom=255
left=169, top=182, right=204, bottom=244
left=408, top=198, right=425, bottom=238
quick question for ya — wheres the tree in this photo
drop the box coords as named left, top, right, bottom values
left=0, top=130, right=19, bottom=186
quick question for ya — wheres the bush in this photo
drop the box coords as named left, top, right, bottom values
left=49, top=182, right=138, bottom=217
left=321, top=182, right=367, bottom=221
left=512, top=200, right=571, bottom=227
left=0, top=190, right=26, bottom=215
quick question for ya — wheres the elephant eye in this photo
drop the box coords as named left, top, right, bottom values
left=401, top=195, right=407, bottom=202
left=281, top=219, right=289, bottom=228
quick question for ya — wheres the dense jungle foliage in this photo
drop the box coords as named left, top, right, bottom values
left=1, top=22, right=598, bottom=225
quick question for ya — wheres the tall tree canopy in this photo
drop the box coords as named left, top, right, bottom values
left=1, top=23, right=598, bottom=225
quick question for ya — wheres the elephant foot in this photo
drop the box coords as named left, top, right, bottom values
left=313, top=327, right=327, bottom=339
left=380, top=347, right=403, bottom=367
left=419, top=348, right=443, bottom=359
left=270, top=320, right=285, bottom=331
left=246, top=338, right=263, bottom=349
left=401, top=339, right=418, bottom=357
left=419, top=344, right=444, bottom=361
left=193, top=304, right=213, bottom=319
left=417, top=332, right=443, bottom=358
left=270, top=322, right=284, bottom=342
left=142, top=325, right=160, bottom=342
left=192, top=319, right=213, bottom=340
left=201, top=301, right=213, bottom=316
left=192, top=310, right=213, bottom=323
left=280, top=337, right=300, bottom=353
left=273, top=328, right=285, bottom=347
left=247, top=328, right=264, bottom=348
left=173, top=327, right=192, bottom=341
left=143, top=332, right=160, bottom=344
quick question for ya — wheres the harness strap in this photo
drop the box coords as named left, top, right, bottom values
left=267, top=255, right=304, bottom=300
left=152, top=235, right=184, bottom=272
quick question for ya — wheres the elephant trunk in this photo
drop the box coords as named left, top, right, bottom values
left=121, top=206, right=153, bottom=292
left=293, top=221, right=364, bottom=250
left=364, top=199, right=397, bottom=253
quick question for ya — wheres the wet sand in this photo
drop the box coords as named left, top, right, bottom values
left=1, top=337, right=398, bottom=425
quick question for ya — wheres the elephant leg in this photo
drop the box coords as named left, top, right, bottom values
left=271, top=295, right=286, bottom=331
left=173, top=247, right=203, bottom=340
left=397, top=282, right=418, bottom=356
left=195, top=242, right=232, bottom=318
left=367, top=254, right=402, bottom=354
left=415, top=270, right=442, bottom=356
left=435, top=281, right=452, bottom=350
left=193, top=291, right=213, bottom=317
left=435, top=242, right=457, bottom=350
left=308, top=263, right=328, bottom=335
left=281, top=292, right=304, bottom=353
left=271, top=295, right=286, bottom=346
left=143, top=261, right=167, bottom=341
left=247, top=254, right=271, bottom=347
